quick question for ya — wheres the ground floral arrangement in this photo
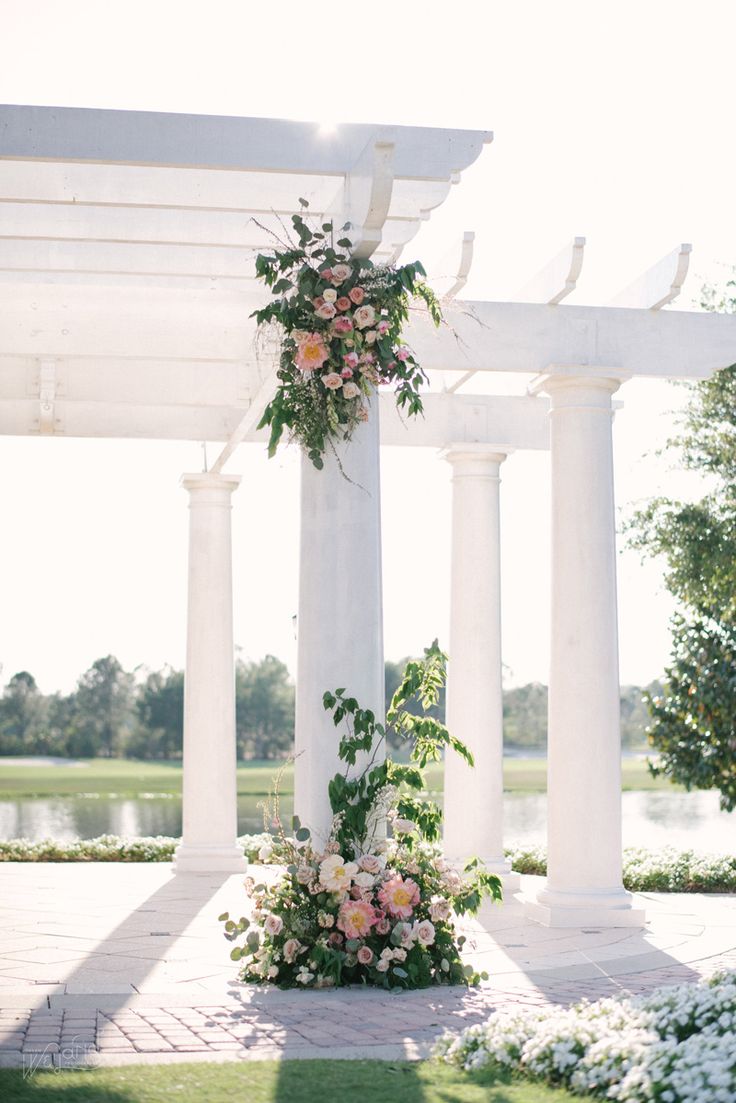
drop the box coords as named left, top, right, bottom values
left=252, top=202, right=440, bottom=467
left=219, top=642, right=502, bottom=990
left=436, top=971, right=736, bottom=1102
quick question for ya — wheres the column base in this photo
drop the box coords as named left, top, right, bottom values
left=173, top=844, right=247, bottom=874
left=524, top=886, right=646, bottom=928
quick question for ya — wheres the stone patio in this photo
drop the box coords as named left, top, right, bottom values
left=1, top=863, right=734, bottom=1068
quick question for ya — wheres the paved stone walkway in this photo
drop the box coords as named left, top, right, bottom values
left=1, top=863, right=734, bottom=1068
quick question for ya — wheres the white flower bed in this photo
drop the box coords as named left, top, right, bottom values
left=435, top=971, right=736, bottom=1101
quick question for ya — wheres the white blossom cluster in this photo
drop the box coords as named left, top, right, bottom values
left=435, top=971, right=736, bottom=1102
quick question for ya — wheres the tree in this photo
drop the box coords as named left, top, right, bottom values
left=0, top=672, right=48, bottom=755
left=627, top=275, right=736, bottom=805
left=235, top=655, right=295, bottom=760
left=71, top=655, right=136, bottom=758
left=129, top=666, right=184, bottom=760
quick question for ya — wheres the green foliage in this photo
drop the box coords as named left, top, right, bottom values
left=236, top=654, right=295, bottom=760
left=626, top=275, right=736, bottom=806
left=325, top=641, right=472, bottom=856
left=251, top=202, right=441, bottom=465
left=643, top=615, right=736, bottom=810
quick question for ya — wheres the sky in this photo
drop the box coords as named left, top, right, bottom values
left=0, top=0, right=734, bottom=694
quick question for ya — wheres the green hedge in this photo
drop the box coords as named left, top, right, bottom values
left=1, top=835, right=735, bottom=893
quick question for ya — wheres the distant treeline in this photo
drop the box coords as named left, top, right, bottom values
left=0, top=655, right=660, bottom=761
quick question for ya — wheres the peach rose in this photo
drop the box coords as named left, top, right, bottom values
left=336, top=297, right=352, bottom=311
left=315, top=302, right=336, bottom=320
left=322, top=373, right=343, bottom=390
left=342, top=382, right=360, bottom=400
left=348, top=286, right=365, bottom=305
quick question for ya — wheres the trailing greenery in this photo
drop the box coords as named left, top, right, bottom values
left=625, top=275, right=736, bottom=811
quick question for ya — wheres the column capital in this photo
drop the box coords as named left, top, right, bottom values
left=529, top=367, right=629, bottom=401
left=180, top=472, right=241, bottom=495
left=440, top=443, right=512, bottom=471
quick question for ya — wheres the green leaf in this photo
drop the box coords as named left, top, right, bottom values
left=295, top=827, right=311, bottom=842
left=218, top=912, right=229, bottom=922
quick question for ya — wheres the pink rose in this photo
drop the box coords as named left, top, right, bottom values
left=375, top=914, right=390, bottom=935
left=360, top=352, right=374, bottom=364
left=342, top=382, right=360, bottom=400
left=336, top=297, right=351, bottom=312
left=322, top=373, right=343, bottom=390
left=343, top=351, right=359, bottom=369
left=328, top=931, right=344, bottom=947
left=264, top=914, right=283, bottom=936
left=341, top=367, right=354, bottom=379
left=321, top=267, right=333, bottom=281
left=376, top=959, right=389, bottom=973
left=283, top=938, right=301, bottom=963
left=348, top=286, right=365, bottom=305
left=312, top=296, right=325, bottom=308
left=396, top=347, right=410, bottom=361
left=365, top=330, right=377, bottom=345
left=377, top=320, right=390, bottom=335
left=315, top=302, right=336, bottom=320
left=357, top=946, right=374, bottom=965
left=332, top=316, right=353, bottom=334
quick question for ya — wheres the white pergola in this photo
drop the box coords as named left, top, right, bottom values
left=2, top=105, right=736, bottom=929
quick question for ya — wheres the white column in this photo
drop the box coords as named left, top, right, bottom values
left=174, top=473, right=246, bottom=873
left=442, top=446, right=518, bottom=888
left=525, top=374, right=644, bottom=926
left=294, top=408, right=384, bottom=845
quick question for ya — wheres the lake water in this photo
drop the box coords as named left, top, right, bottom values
left=1, top=790, right=734, bottom=853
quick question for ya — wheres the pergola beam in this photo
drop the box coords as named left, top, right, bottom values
left=609, top=243, right=692, bottom=310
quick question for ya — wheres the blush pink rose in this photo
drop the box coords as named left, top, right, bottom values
left=357, top=946, right=374, bottom=965
left=312, top=296, right=325, bottom=309
left=341, top=367, right=353, bottom=379
left=396, top=347, right=410, bottom=361
left=315, top=302, right=336, bottom=320
left=348, top=286, right=365, bottom=305
left=321, top=267, right=333, bottom=281
left=336, top=297, right=352, bottom=311
left=353, top=304, right=376, bottom=330
left=331, top=263, right=352, bottom=285
left=332, top=316, right=353, bottom=334
left=377, top=320, right=390, bottom=335
left=343, top=351, right=359, bottom=369
left=322, top=373, right=343, bottom=389
left=342, top=382, right=360, bottom=400
left=328, top=931, right=343, bottom=947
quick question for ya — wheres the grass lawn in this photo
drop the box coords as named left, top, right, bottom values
left=0, top=1060, right=590, bottom=1102
left=0, top=755, right=677, bottom=799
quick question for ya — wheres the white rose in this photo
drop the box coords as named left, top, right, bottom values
left=319, top=853, right=358, bottom=893
left=322, top=288, right=338, bottom=302
left=429, top=897, right=452, bottom=922
left=393, top=818, right=416, bottom=835
left=353, top=870, right=375, bottom=890
left=331, top=263, right=352, bottom=285
left=342, top=381, right=360, bottom=400
left=258, top=843, right=273, bottom=862
left=376, top=959, right=390, bottom=973
left=267, top=965, right=279, bottom=979
left=353, top=304, right=376, bottom=329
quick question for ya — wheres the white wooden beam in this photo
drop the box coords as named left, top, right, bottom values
left=609, top=243, right=692, bottom=310
left=209, top=370, right=279, bottom=474
left=518, top=236, right=586, bottom=305
left=0, top=105, right=492, bottom=182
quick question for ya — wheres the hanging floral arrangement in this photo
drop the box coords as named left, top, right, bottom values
left=252, top=202, right=441, bottom=469
left=219, top=643, right=502, bottom=990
